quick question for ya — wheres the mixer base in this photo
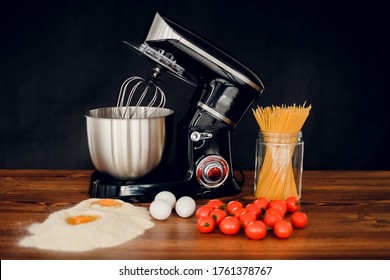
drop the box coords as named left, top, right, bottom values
left=89, top=170, right=241, bottom=202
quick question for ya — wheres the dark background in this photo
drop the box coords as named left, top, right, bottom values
left=1, top=0, right=389, bottom=171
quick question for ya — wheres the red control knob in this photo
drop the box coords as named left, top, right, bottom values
left=205, top=165, right=223, bottom=182
left=196, top=155, right=230, bottom=189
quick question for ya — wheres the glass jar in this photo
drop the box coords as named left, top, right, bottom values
left=254, top=131, right=304, bottom=200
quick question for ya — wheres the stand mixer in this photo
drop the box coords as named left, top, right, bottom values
left=86, top=12, right=265, bottom=202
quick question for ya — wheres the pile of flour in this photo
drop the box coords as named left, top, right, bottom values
left=19, top=198, right=154, bottom=252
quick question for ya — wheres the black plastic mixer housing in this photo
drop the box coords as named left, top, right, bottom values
left=89, top=12, right=264, bottom=202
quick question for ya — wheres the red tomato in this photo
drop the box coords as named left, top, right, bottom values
left=210, top=208, right=227, bottom=227
left=285, top=196, right=300, bottom=213
left=195, top=205, right=213, bottom=219
left=245, top=221, right=267, bottom=240
left=226, top=200, right=243, bottom=214
left=265, top=207, right=284, bottom=219
left=269, top=200, right=287, bottom=214
left=238, top=211, right=257, bottom=229
left=291, top=212, right=308, bottom=229
left=231, top=206, right=246, bottom=218
left=273, top=220, right=293, bottom=239
left=197, top=216, right=215, bottom=233
left=207, top=199, right=225, bottom=210
left=263, top=212, right=283, bottom=228
left=245, top=202, right=262, bottom=218
left=255, top=197, right=270, bottom=211
left=219, top=216, right=240, bottom=235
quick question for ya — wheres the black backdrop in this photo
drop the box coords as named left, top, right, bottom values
left=1, top=0, right=389, bottom=170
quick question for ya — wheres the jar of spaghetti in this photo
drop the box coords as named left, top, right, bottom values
left=254, top=131, right=303, bottom=200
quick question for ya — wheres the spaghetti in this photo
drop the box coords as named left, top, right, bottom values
left=253, top=103, right=311, bottom=200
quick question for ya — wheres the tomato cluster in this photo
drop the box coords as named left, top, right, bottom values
left=196, top=197, right=308, bottom=240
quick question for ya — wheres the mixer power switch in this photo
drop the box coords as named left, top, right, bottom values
left=196, top=155, right=229, bottom=189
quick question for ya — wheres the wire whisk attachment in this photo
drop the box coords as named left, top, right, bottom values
left=116, top=66, right=166, bottom=119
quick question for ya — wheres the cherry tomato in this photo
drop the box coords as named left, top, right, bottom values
left=231, top=206, right=246, bottom=218
left=263, top=212, right=283, bottom=228
left=239, top=211, right=257, bottom=229
left=245, top=202, right=262, bottom=218
left=255, top=197, right=270, bottom=211
left=245, top=221, right=267, bottom=240
left=210, top=208, right=227, bottom=227
left=269, top=200, right=287, bottom=214
left=285, top=196, right=300, bottom=213
left=195, top=205, right=213, bottom=219
left=197, top=216, right=215, bottom=233
left=291, top=212, right=308, bottom=229
left=207, top=199, right=225, bottom=210
left=219, top=216, right=240, bottom=235
left=265, top=207, right=284, bottom=219
left=226, top=200, right=243, bottom=214
left=273, top=220, right=293, bottom=239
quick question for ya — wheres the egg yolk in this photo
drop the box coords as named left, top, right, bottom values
left=66, top=215, right=101, bottom=225
left=90, top=199, right=123, bottom=208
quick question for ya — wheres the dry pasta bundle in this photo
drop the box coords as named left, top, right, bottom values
left=253, top=103, right=311, bottom=200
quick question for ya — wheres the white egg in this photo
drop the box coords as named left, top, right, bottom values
left=154, top=191, right=176, bottom=209
left=175, top=196, right=196, bottom=218
left=149, top=199, right=172, bottom=220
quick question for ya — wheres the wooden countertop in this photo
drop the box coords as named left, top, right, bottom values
left=0, top=170, right=389, bottom=260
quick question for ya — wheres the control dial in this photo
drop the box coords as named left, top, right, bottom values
left=196, top=155, right=230, bottom=189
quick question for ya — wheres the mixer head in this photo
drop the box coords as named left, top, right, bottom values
left=123, top=12, right=264, bottom=128
left=136, top=13, right=262, bottom=90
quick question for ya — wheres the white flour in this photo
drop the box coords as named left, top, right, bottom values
left=19, top=198, right=154, bottom=252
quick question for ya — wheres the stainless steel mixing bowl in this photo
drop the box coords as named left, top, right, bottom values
left=85, top=107, right=174, bottom=180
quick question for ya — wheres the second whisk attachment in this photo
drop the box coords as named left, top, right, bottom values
left=116, top=65, right=166, bottom=119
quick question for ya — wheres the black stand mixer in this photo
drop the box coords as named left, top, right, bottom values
left=87, top=12, right=264, bottom=202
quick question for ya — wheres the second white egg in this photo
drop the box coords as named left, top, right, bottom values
left=175, top=196, right=196, bottom=218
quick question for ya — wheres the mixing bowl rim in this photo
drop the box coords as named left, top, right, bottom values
left=85, top=106, right=175, bottom=120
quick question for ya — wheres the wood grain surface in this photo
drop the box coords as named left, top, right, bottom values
left=0, top=170, right=389, bottom=260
